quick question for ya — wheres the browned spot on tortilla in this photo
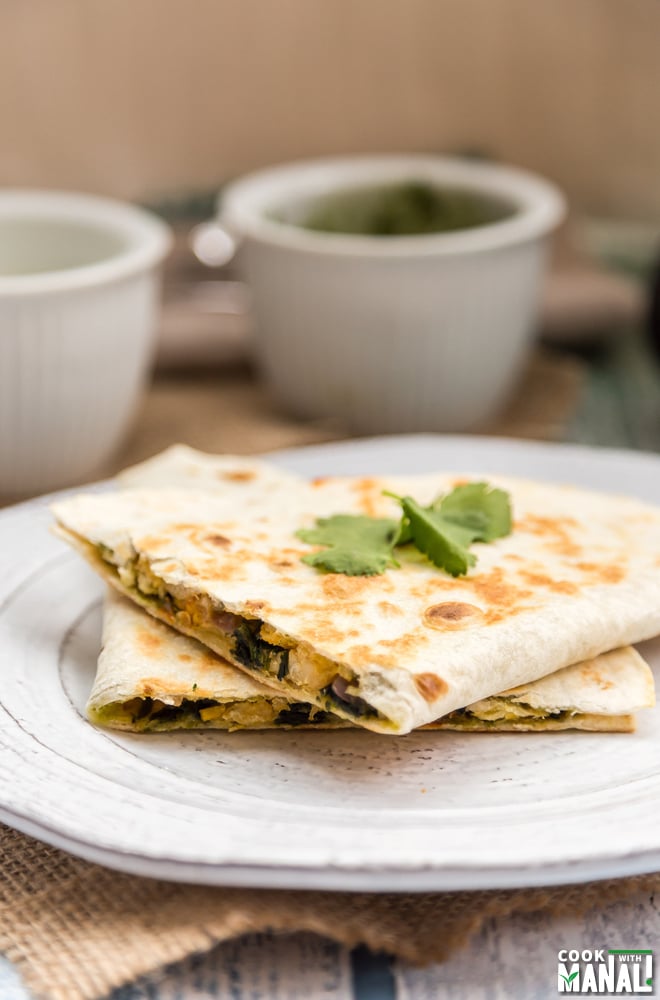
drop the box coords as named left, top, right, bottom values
left=322, top=574, right=374, bottom=600
left=270, top=546, right=303, bottom=563
left=311, top=476, right=330, bottom=487
left=451, top=477, right=470, bottom=487
left=379, top=600, right=403, bottom=616
left=184, top=561, right=211, bottom=578
left=136, top=630, right=162, bottom=657
left=293, top=597, right=364, bottom=618
left=351, top=477, right=380, bottom=516
left=351, top=476, right=376, bottom=493
left=414, top=672, right=448, bottom=702
left=220, top=469, right=256, bottom=482
left=347, top=629, right=430, bottom=668
left=244, top=600, right=267, bottom=615
left=545, top=579, right=578, bottom=595
left=379, top=630, right=429, bottom=654
left=169, top=522, right=237, bottom=549
left=187, top=555, right=248, bottom=582
left=201, top=652, right=221, bottom=668
left=158, top=561, right=179, bottom=575
left=205, top=533, right=231, bottom=547
left=272, top=557, right=295, bottom=569
left=178, top=654, right=193, bottom=663
left=140, top=678, right=184, bottom=698
left=423, top=602, right=485, bottom=629
left=408, top=578, right=456, bottom=602
left=306, top=622, right=346, bottom=646
left=519, top=571, right=578, bottom=595
left=580, top=662, right=613, bottom=690
left=346, top=644, right=380, bottom=667
left=576, top=561, right=626, bottom=585
left=515, top=514, right=582, bottom=558
left=504, top=553, right=524, bottom=562
left=137, top=534, right=171, bottom=551
left=467, top=567, right=533, bottom=619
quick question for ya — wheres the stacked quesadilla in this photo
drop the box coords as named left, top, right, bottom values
left=52, top=446, right=658, bottom=736
left=94, top=589, right=653, bottom=733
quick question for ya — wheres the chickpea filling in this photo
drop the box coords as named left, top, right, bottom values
left=96, top=545, right=384, bottom=723
left=94, top=696, right=335, bottom=732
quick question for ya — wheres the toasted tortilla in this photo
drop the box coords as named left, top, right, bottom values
left=91, top=591, right=652, bottom=734
left=118, top=444, right=300, bottom=498
left=53, top=470, right=660, bottom=734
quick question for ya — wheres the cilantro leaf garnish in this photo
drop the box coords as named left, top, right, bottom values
left=436, top=481, right=512, bottom=541
left=388, top=494, right=478, bottom=577
left=395, top=517, right=414, bottom=546
left=297, top=515, right=400, bottom=576
left=297, top=481, right=512, bottom=578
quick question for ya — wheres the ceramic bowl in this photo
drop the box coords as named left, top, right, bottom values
left=219, top=155, right=565, bottom=434
left=0, top=190, right=171, bottom=496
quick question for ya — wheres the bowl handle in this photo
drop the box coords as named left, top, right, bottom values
left=189, top=220, right=240, bottom=268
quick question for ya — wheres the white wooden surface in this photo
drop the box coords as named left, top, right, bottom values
left=396, top=889, right=660, bottom=999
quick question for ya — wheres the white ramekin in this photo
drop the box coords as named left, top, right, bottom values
left=219, top=155, right=565, bottom=434
left=0, top=191, right=172, bottom=496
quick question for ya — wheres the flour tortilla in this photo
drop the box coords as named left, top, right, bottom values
left=53, top=470, right=660, bottom=734
left=118, top=444, right=301, bottom=497
left=91, top=591, right=653, bottom=734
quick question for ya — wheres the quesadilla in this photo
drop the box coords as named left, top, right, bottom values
left=96, top=445, right=655, bottom=736
left=53, top=471, right=660, bottom=734
left=92, top=591, right=654, bottom=734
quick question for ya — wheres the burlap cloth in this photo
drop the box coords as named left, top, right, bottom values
left=5, top=346, right=645, bottom=1000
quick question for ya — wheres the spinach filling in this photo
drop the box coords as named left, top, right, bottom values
left=96, top=545, right=386, bottom=724
left=232, top=620, right=290, bottom=678
left=446, top=707, right=570, bottom=727
left=274, top=703, right=332, bottom=727
left=121, top=696, right=218, bottom=730
left=321, top=682, right=377, bottom=720
left=104, top=695, right=335, bottom=731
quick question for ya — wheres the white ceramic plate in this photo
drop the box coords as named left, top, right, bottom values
left=3, top=434, right=660, bottom=891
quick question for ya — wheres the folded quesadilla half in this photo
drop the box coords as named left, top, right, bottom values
left=53, top=472, right=660, bottom=734
left=92, top=591, right=654, bottom=733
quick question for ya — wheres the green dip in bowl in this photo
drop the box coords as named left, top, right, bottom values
left=272, top=181, right=517, bottom=237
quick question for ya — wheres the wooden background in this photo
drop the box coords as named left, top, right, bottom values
left=1, top=0, right=658, bottom=218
